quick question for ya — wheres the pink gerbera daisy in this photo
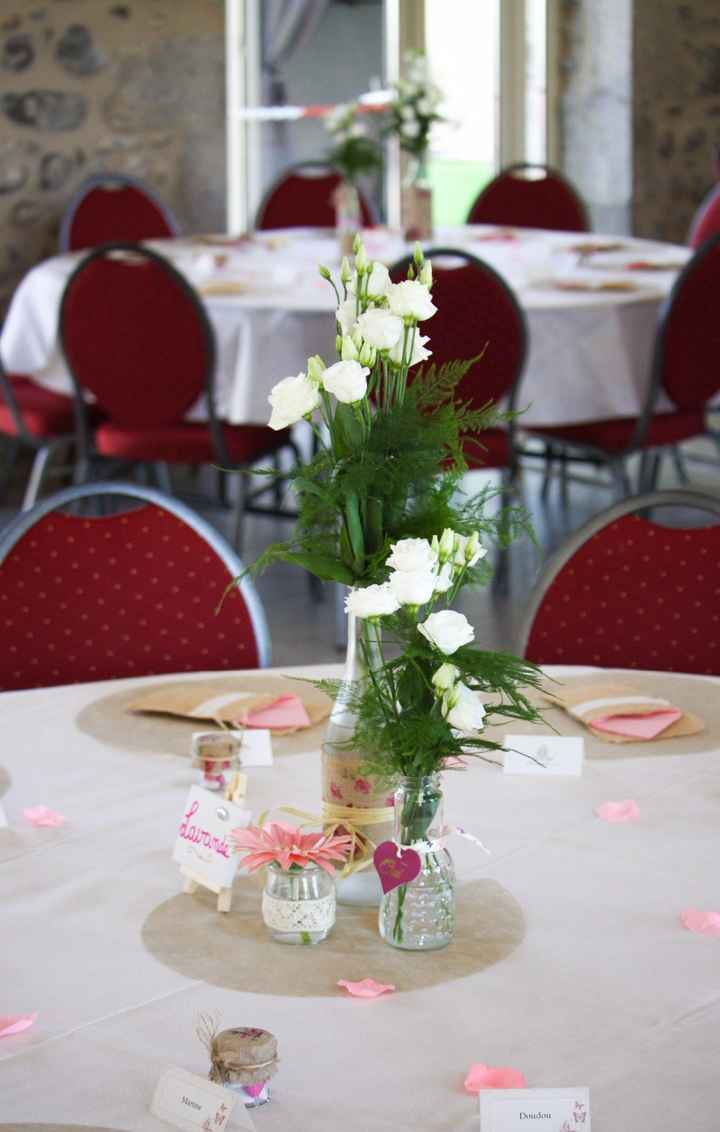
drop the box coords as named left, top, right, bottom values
left=231, top=821, right=353, bottom=875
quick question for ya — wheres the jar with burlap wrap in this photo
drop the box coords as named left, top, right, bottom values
left=191, top=732, right=240, bottom=792
left=208, top=1026, right=278, bottom=1108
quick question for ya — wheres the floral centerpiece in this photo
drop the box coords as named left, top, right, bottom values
left=324, top=102, right=382, bottom=253
left=385, top=51, right=443, bottom=238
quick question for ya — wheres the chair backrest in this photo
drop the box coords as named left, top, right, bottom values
left=59, top=243, right=214, bottom=428
left=389, top=248, right=527, bottom=413
left=255, top=162, right=375, bottom=230
left=650, top=232, right=720, bottom=411
left=688, top=183, right=720, bottom=249
left=59, top=173, right=178, bottom=253
left=467, top=163, right=589, bottom=232
left=0, top=481, right=270, bottom=691
left=520, top=490, right=720, bottom=676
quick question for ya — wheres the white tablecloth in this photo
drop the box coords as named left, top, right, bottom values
left=0, top=228, right=691, bottom=428
left=1, top=664, right=719, bottom=1131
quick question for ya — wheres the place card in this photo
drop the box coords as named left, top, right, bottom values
left=150, top=1066, right=256, bottom=1131
left=236, top=728, right=273, bottom=767
left=172, top=785, right=250, bottom=891
left=503, top=735, right=585, bottom=777
left=480, top=1087, right=590, bottom=1131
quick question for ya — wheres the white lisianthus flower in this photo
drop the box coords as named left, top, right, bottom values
left=434, top=562, right=453, bottom=594
left=454, top=531, right=487, bottom=568
left=389, top=569, right=437, bottom=607
left=432, top=662, right=459, bottom=692
left=401, top=121, right=421, bottom=140
left=386, top=537, right=438, bottom=574
left=442, top=682, right=486, bottom=732
left=417, top=96, right=432, bottom=116
left=388, top=331, right=431, bottom=367
left=322, top=360, right=369, bottom=404
left=366, top=262, right=391, bottom=299
left=418, top=610, right=475, bottom=654
left=387, top=280, right=437, bottom=321
left=336, top=297, right=358, bottom=337
left=268, top=372, right=321, bottom=430
left=356, top=308, right=404, bottom=351
left=345, top=584, right=400, bottom=619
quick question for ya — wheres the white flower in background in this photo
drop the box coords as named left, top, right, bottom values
left=401, top=121, right=421, bottom=140
left=356, top=308, right=404, bottom=351
left=432, top=662, right=459, bottom=692
left=387, top=280, right=437, bottom=322
left=268, top=372, right=321, bottom=430
left=388, top=331, right=431, bottom=368
left=345, top=584, right=400, bottom=619
left=389, top=569, right=437, bottom=607
left=442, top=682, right=486, bottom=732
left=322, top=360, right=369, bottom=404
left=418, top=610, right=475, bottom=654
left=386, top=537, right=438, bottom=574
left=454, top=531, right=487, bottom=568
left=336, top=298, right=358, bottom=337
left=433, top=562, right=453, bottom=594
left=416, top=96, right=432, bottom=116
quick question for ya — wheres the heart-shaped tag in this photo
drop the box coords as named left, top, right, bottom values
left=373, top=840, right=421, bottom=894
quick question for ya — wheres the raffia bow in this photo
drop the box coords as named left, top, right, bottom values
left=258, top=802, right=392, bottom=876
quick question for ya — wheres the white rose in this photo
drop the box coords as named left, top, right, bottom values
left=350, top=262, right=390, bottom=300
left=336, top=297, right=358, bottom=337
left=432, top=662, right=459, bottom=692
left=418, top=610, right=475, bottom=654
left=389, top=569, right=436, bottom=607
left=387, top=280, right=437, bottom=321
left=356, top=307, right=404, bottom=351
left=345, top=584, right=400, bottom=619
left=388, top=331, right=431, bottom=367
left=443, top=683, right=486, bottom=732
left=268, top=372, right=321, bottom=430
left=386, top=537, right=438, bottom=574
left=434, top=562, right=453, bottom=594
left=322, top=360, right=369, bottom=404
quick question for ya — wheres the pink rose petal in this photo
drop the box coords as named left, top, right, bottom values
left=464, top=1064, right=527, bottom=1094
left=680, top=908, right=720, bottom=936
left=0, top=1012, right=38, bottom=1038
left=23, top=805, right=66, bottom=828
left=337, top=978, right=396, bottom=998
left=595, top=800, right=640, bottom=823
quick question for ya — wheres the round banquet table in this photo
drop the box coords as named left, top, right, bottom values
left=0, top=227, right=692, bottom=429
left=1, top=662, right=719, bottom=1132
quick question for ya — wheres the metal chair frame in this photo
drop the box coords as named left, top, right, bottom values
left=0, top=479, right=271, bottom=668
left=517, top=488, right=720, bottom=659
left=58, top=172, right=179, bottom=254
left=468, top=162, right=590, bottom=231
left=688, top=182, right=720, bottom=248
left=0, top=361, right=76, bottom=510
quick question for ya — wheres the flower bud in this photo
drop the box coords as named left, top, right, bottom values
left=355, top=242, right=368, bottom=273
left=306, top=355, right=325, bottom=384
left=341, top=335, right=359, bottom=361
left=420, top=260, right=433, bottom=287
left=335, top=334, right=343, bottom=353
left=358, top=340, right=376, bottom=367
left=432, top=662, right=460, bottom=692
left=438, top=527, right=456, bottom=562
left=413, top=241, right=424, bottom=267
left=465, top=531, right=480, bottom=563
left=340, top=256, right=352, bottom=284
left=318, top=264, right=332, bottom=281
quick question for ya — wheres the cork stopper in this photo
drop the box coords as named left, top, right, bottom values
left=208, top=1027, right=278, bottom=1087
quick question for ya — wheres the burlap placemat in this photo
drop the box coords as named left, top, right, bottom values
left=76, top=676, right=331, bottom=759
left=142, top=875, right=524, bottom=997
left=483, top=670, right=720, bottom=760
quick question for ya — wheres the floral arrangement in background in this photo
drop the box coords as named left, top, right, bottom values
left=385, top=51, right=443, bottom=170
left=325, top=101, right=383, bottom=185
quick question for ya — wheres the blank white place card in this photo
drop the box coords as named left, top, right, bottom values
left=503, top=735, right=585, bottom=777
left=480, top=1087, right=591, bottom=1131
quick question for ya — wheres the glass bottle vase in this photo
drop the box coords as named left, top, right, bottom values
left=261, top=862, right=335, bottom=944
left=335, top=180, right=362, bottom=257
left=378, top=774, right=455, bottom=950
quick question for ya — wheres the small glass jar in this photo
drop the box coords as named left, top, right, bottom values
left=208, top=1026, right=277, bottom=1108
left=192, top=732, right=240, bottom=793
left=378, top=774, right=455, bottom=951
left=262, top=862, right=336, bottom=944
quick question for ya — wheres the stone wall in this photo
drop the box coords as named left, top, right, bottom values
left=0, top=0, right=225, bottom=314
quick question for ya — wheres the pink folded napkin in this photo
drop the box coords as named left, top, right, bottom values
left=543, top=681, right=703, bottom=744
left=241, top=693, right=311, bottom=730
left=591, top=709, right=682, bottom=740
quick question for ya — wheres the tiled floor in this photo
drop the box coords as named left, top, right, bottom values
left=1, top=441, right=719, bottom=668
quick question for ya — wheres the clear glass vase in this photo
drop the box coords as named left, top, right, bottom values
left=401, top=152, right=433, bottom=240
left=378, top=774, right=455, bottom=950
left=261, top=862, right=335, bottom=944
left=322, top=610, right=395, bottom=907
left=335, top=180, right=362, bottom=257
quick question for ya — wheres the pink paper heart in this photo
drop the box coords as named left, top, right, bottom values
left=23, top=805, right=66, bottom=828
left=464, top=1063, right=527, bottom=1094
left=373, top=841, right=421, bottom=895
left=337, top=978, right=396, bottom=998
left=595, top=800, right=640, bottom=823
left=680, top=908, right=720, bottom=936
left=0, top=1012, right=37, bottom=1038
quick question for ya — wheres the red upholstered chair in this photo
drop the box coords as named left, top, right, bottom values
left=255, top=162, right=375, bottom=229
left=59, top=242, right=296, bottom=548
left=0, top=362, right=76, bottom=508
left=59, top=173, right=178, bottom=253
left=0, top=480, right=270, bottom=692
left=519, top=489, right=720, bottom=675
left=467, top=163, right=589, bottom=232
left=688, top=183, right=720, bottom=249
left=389, top=248, right=527, bottom=477
left=523, top=233, right=720, bottom=499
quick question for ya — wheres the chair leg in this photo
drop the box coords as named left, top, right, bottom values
left=671, top=446, right=689, bottom=485
left=0, top=438, right=20, bottom=500
left=610, top=460, right=631, bottom=500
left=22, top=444, right=54, bottom=510
left=152, top=462, right=173, bottom=495
left=559, top=457, right=570, bottom=510
left=540, top=444, right=555, bottom=500
left=272, top=451, right=284, bottom=509
left=233, top=472, right=250, bottom=553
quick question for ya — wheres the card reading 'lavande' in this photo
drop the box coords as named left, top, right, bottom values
left=172, top=785, right=250, bottom=890
left=503, top=735, right=585, bottom=777
left=480, top=1087, right=591, bottom=1131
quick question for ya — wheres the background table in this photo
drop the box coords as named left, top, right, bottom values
left=0, top=227, right=690, bottom=429
left=1, top=663, right=719, bottom=1131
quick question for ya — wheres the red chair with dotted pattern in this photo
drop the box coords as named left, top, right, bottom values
left=255, top=162, right=375, bottom=230
left=467, top=163, right=589, bottom=232
left=519, top=490, right=720, bottom=675
left=0, top=481, right=270, bottom=692
left=59, top=173, right=178, bottom=253
left=688, top=183, right=720, bottom=249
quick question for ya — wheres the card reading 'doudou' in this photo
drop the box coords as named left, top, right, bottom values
left=480, top=1086, right=590, bottom=1131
